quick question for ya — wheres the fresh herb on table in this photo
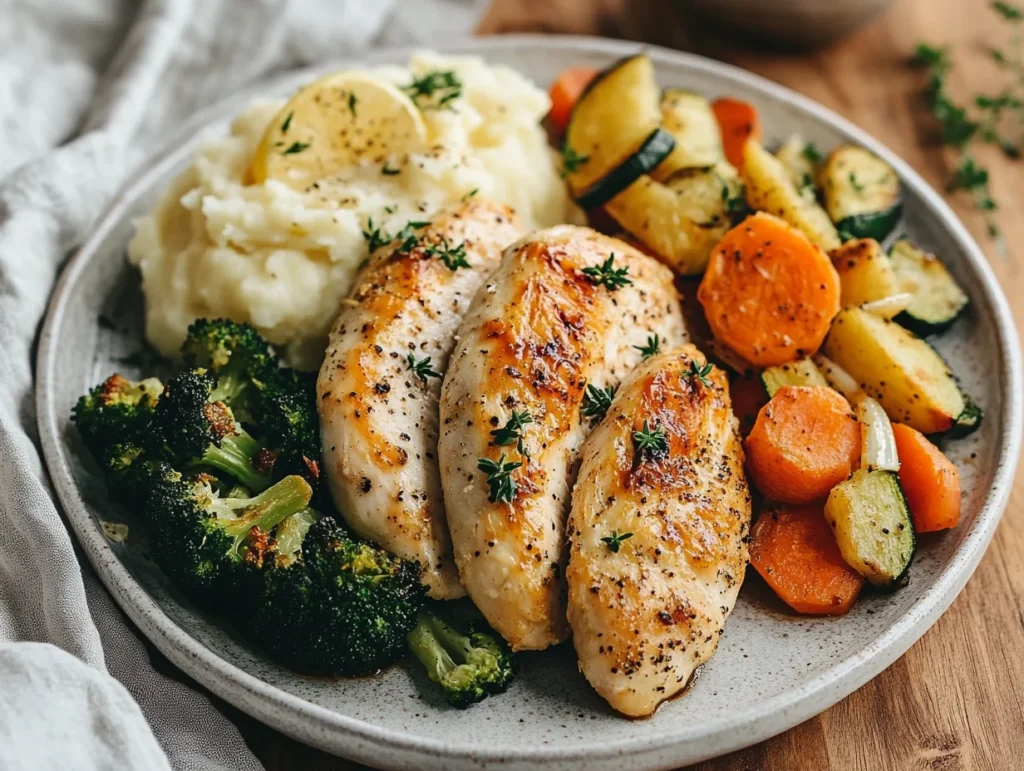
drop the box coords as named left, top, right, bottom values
left=913, top=2, right=1024, bottom=252
left=686, top=360, right=714, bottom=388
left=560, top=144, right=589, bottom=178
left=632, top=419, right=668, bottom=461
left=407, top=353, right=441, bottom=384
left=581, top=383, right=616, bottom=421
left=600, top=530, right=633, bottom=553
left=581, top=254, right=632, bottom=291
left=282, top=141, right=310, bottom=155
left=491, top=409, right=533, bottom=457
left=633, top=334, right=661, bottom=360
left=477, top=455, right=522, bottom=504
left=404, top=70, right=462, bottom=110
left=424, top=237, right=471, bottom=270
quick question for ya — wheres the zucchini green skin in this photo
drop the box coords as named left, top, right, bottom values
left=949, top=396, right=983, bottom=438
left=835, top=201, right=903, bottom=242
left=574, top=128, right=676, bottom=210
left=895, top=304, right=968, bottom=336
left=880, top=471, right=915, bottom=590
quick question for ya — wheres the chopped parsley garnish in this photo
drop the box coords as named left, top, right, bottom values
left=633, top=334, right=661, bottom=360
left=477, top=454, right=522, bottom=504
left=993, top=0, right=1023, bottom=19
left=848, top=172, right=866, bottom=193
left=348, top=92, right=358, bottom=117
left=581, top=383, right=616, bottom=421
left=282, top=141, right=310, bottom=155
left=600, top=530, right=633, bottom=553
left=406, top=353, right=441, bottom=384
left=281, top=111, right=294, bottom=134
left=462, top=188, right=479, bottom=200
left=801, top=141, right=823, bottom=164
left=490, top=409, right=533, bottom=457
left=581, top=254, right=632, bottom=291
left=384, top=205, right=396, bottom=214
left=424, top=237, right=470, bottom=270
left=687, top=360, right=714, bottom=388
left=721, top=185, right=750, bottom=221
left=632, top=419, right=668, bottom=461
left=560, top=144, right=589, bottom=178
left=382, top=162, right=401, bottom=176
left=404, top=70, right=462, bottom=110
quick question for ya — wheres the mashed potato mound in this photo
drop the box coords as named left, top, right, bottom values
left=128, top=52, right=577, bottom=369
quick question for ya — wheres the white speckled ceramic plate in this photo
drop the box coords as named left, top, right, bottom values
left=37, top=36, right=1023, bottom=770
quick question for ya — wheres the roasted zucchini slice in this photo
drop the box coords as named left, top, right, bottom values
left=823, top=307, right=980, bottom=435
left=830, top=238, right=904, bottom=313
left=775, top=134, right=820, bottom=201
left=742, top=139, right=841, bottom=252
left=825, top=469, right=915, bottom=589
left=573, top=128, right=676, bottom=210
left=652, top=88, right=724, bottom=179
left=889, top=239, right=969, bottom=335
left=822, top=145, right=902, bottom=241
left=760, top=357, right=828, bottom=397
left=605, top=163, right=744, bottom=275
left=564, top=55, right=667, bottom=199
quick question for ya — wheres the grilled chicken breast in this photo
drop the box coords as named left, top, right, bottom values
left=318, top=200, right=523, bottom=599
left=566, top=345, right=751, bottom=717
left=438, top=226, right=687, bottom=650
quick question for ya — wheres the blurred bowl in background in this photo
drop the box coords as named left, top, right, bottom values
left=679, top=0, right=896, bottom=47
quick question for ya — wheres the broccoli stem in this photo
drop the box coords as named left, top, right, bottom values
left=210, top=373, right=251, bottom=419
left=273, top=507, right=319, bottom=566
left=212, top=474, right=313, bottom=554
left=200, top=429, right=270, bottom=492
left=408, top=612, right=461, bottom=684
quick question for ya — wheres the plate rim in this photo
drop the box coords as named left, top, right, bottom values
left=36, top=34, right=1024, bottom=769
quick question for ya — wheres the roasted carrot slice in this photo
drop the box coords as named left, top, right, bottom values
left=730, top=372, right=767, bottom=437
left=750, top=502, right=865, bottom=615
left=892, top=423, right=961, bottom=532
left=712, top=97, right=761, bottom=169
left=697, top=212, right=840, bottom=367
left=745, top=385, right=860, bottom=504
left=548, top=67, right=599, bottom=134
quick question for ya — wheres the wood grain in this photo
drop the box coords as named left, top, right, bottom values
left=245, top=0, right=1024, bottom=767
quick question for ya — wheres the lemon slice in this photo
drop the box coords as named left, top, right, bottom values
left=250, top=72, right=427, bottom=189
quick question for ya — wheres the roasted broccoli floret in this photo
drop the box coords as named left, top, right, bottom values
left=154, top=369, right=272, bottom=492
left=248, top=515, right=426, bottom=676
left=251, top=368, right=323, bottom=495
left=144, top=462, right=312, bottom=608
left=180, top=319, right=276, bottom=418
left=72, top=374, right=164, bottom=501
left=407, top=607, right=516, bottom=708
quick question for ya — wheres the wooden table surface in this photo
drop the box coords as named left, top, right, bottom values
left=231, top=0, right=1024, bottom=768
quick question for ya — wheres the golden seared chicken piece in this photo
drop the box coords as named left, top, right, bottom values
left=566, top=345, right=751, bottom=717
left=318, top=201, right=523, bottom=599
left=438, top=226, right=687, bottom=650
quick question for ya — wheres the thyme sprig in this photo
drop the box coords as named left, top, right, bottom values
left=406, top=353, right=441, bottom=385
left=581, top=383, right=616, bottom=421
left=404, top=70, right=462, bottom=110
left=424, top=237, right=470, bottom=271
left=633, top=334, right=661, bottom=361
left=490, top=409, right=533, bottom=458
left=632, top=420, right=668, bottom=463
left=477, top=454, right=522, bottom=504
left=686, top=360, right=714, bottom=388
left=601, top=530, right=633, bottom=553
left=581, top=254, right=632, bottom=291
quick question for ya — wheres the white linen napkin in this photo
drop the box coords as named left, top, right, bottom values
left=0, top=1, right=485, bottom=768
